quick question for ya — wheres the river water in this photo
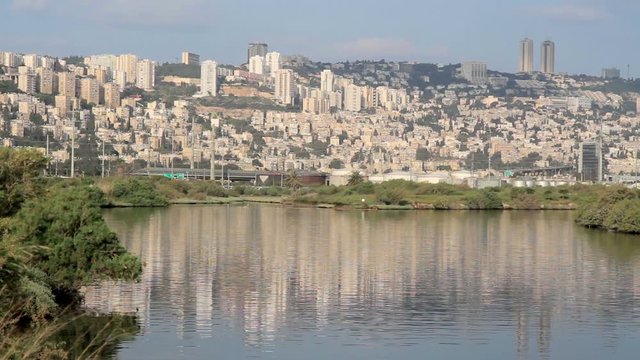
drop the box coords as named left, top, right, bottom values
left=84, top=205, right=640, bottom=360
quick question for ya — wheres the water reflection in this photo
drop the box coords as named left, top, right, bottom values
left=84, top=206, right=640, bottom=359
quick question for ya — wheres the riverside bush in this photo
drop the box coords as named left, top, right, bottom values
left=111, top=178, right=169, bottom=206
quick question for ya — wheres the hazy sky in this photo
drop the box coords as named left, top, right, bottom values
left=2, top=0, right=638, bottom=76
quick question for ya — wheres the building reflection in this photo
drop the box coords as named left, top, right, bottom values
left=83, top=206, right=640, bottom=358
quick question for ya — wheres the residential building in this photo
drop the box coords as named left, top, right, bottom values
left=57, top=72, right=76, bottom=97
left=116, top=54, right=138, bottom=84
left=248, top=43, right=268, bottom=63
left=200, top=60, right=218, bottom=96
left=519, top=38, right=534, bottom=73
left=17, top=66, right=36, bottom=94
left=136, top=59, right=155, bottom=91
left=55, top=95, right=73, bottom=116
left=344, top=84, right=362, bottom=112
left=265, top=52, right=281, bottom=77
left=181, top=51, right=200, bottom=65
left=22, top=54, right=40, bottom=70
left=321, top=69, right=334, bottom=93
left=248, top=55, right=265, bottom=75
left=275, top=69, right=295, bottom=105
left=541, top=40, right=555, bottom=74
left=36, top=67, right=54, bottom=94
left=103, top=82, right=121, bottom=109
left=462, top=62, right=487, bottom=85
left=79, top=77, right=100, bottom=105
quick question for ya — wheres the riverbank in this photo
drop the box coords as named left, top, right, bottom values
left=96, top=176, right=597, bottom=211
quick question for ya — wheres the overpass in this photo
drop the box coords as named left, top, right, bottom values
left=128, top=167, right=328, bottom=186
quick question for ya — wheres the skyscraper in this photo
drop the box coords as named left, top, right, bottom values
left=274, top=69, right=295, bottom=105
left=540, top=40, right=555, bottom=74
left=200, top=60, right=218, bottom=96
left=320, top=69, right=334, bottom=93
left=519, top=38, right=534, bottom=73
left=265, top=52, right=281, bottom=77
left=248, top=43, right=268, bottom=63
left=136, top=59, right=155, bottom=91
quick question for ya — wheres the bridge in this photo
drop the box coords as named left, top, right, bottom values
left=129, top=167, right=328, bottom=186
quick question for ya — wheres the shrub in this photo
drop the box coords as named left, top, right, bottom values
left=353, top=181, right=375, bottom=195
left=111, top=178, right=168, bottom=207
left=464, top=190, right=503, bottom=210
left=603, top=199, right=640, bottom=233
left=376, top=188, right=408, bottom=205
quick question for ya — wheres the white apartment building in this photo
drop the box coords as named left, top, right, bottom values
left=136, top=59, right=155, bottom=91
left=248, top=55, right=265, bottom=75
left=321, top=69, right=334, bottom=93
left=275, top=69, right=295, bottom=105
left=344, top=84, right=362, bottom=112
left=200, top=60, right=218, bottom=96
left=265, top=52, right=281, bottom=77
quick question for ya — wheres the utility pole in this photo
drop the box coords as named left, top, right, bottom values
left=45, top=133, right=50, bottom=176
left=190, top=115, right=195, bottom=170
left=210, top=115, right=215, bottom=181
left=101, top=140, right=105, bottom=178
left=70, top=110, right=75, bottom=179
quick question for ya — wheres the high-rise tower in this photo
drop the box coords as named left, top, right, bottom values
left=540, top=40, right=555, bottom=74
left=519, top=38, right=534, bottom=73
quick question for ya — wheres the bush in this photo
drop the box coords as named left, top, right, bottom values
left=111, top=178, right=168, bottom=207
left=353, top=181, right=375, bottom=195
left=376, top=188, right=408, bottom=205
left=416, top=183, right=464, bottom=196
left=603, top=199, right=640, bottom=233
left=464, top=190, right=503, bottom=210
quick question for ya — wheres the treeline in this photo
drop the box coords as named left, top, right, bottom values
left=0, top=148, right=142, bottom=358
left=576, top=186, right=640, bottom=234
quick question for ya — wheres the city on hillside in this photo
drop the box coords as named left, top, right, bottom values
left=2, top=40, right=640, bottom=187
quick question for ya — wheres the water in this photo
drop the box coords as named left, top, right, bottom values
left=83, top=205, right=640, bottom=360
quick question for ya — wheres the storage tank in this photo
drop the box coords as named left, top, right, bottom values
left=414, top=173, right=450, bottom=184
left=383, top=172, right=412, bottom=182
left=513, top=180, right=526, bottom=188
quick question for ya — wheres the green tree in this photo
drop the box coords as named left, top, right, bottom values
left=328, top=159, right=345, bottom=169
left=285, top=169, right=302, bottom=191
left=347, top=171, right=364, bottom=186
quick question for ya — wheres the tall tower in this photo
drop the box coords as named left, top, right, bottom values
left=274, top=69, right=295, bottom=105
left=540, top=40, right=555, bottom=74
left=136, top=59, right=155, bottom=91
left=320, top=69, right=335, bottom=93
left=519, top=38, right=534, bottom=73
left=200, top=60, right=218, bottom=96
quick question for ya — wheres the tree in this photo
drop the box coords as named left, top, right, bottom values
left=0, top=148, right=142, bottom=319
left=328, top=159, right=345, bottom=169
left=285, top=169, right=302, bottom=191
left=347, top=171, right=364, bottom=186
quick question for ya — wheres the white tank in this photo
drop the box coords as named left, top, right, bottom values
left=514, top=180, right=526, bottom=188
left=536, top=180, right=549, bottom=187
left=383, top=172, right=412, bottom=181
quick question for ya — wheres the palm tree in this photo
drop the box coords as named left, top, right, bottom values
left=347, top=171, right=364, bottom=186
left=285, top=169, right=302, bottom=191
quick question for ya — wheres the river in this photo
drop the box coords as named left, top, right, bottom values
left=83, top=205, right=640, bottom=359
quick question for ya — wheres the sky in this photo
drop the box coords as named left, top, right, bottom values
left=1, top=0, right=639, bottom=77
